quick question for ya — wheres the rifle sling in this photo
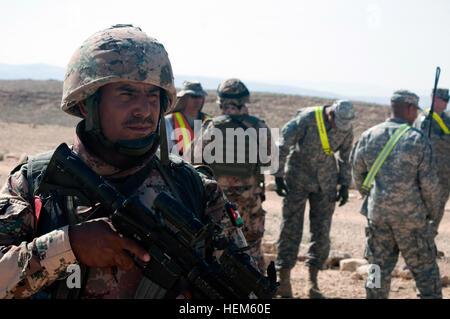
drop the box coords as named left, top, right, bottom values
left=362, top=123, right=411, bottom=192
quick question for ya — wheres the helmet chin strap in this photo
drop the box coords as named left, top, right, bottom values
left=84, top=92, right=162, bottom=158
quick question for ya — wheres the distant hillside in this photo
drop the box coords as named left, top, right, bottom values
left=0, top=63, right=404, bottom=106
left=0, top=79, right=391, bottom=142
left=0, top=63, right=66, bottom=81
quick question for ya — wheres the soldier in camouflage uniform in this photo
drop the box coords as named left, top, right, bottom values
left=192, top=79, right=271, bottom=274
left=165, top=80, right=211, bottom=156
left=0, top=25, right=254, bottom=299
left=414, top=88, right=450, bottom=246
left=274, top=100, right=355, bottom=298
left=351, top=90, right=442, bottom=299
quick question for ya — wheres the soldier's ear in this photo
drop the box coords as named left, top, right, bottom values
left=79, top=101, right=88, bottom=118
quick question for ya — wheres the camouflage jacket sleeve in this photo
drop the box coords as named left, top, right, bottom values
left=336, top=129, right=354, bottom=186
left=274, top=114, right=306, bottom=178
left=0, top=167, right=77, bottom=299
left=350, top=137, right=367, bottom=196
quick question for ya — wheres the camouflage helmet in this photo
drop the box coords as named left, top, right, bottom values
left=434, top=88, right=449, bottom=101
left=391, top=90, right=419, bottom=107
left=216, top=78, right=250, bottom=107
left=61, top=24, right=177, bottom=117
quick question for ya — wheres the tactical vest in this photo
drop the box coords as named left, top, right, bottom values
left=206, top=114, right=263, bottom=178
left=23, top=149, right=207, bottom=299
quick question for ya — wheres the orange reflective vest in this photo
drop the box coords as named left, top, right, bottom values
left=172, top=112, right=211, bottom=153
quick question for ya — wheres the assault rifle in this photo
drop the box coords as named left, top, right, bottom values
left=428, top=66, right=441, bottom=137
left=37, top=143, right=278, bottom=299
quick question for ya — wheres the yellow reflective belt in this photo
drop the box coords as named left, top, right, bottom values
left=315, top=106, right=333, bottom=155
left=362, top=123, right=411, bottom=192
left=173, top=112, right=191, bottom=152
left=426, top=110, right=450, bottom=134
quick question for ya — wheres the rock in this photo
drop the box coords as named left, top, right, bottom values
left=325, top=250, right=352, bottom=269
left=0, top=153, right=3, bottom=161
left=339, top=258, right=368, bottom=272
left=356, top=264, right=370, bottom=280
left=5, top=153, right=19, bottom=160
left=264, top=253, right=277, bottom=266
left=262, top=241, right=277, bottom=254
left=297, top=254, right=307, bottom=262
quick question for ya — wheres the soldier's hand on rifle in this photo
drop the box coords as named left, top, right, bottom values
left=69, top=217, right=150, bottom=270
left=275, top=177, right=288, bottom=197
left=336, top=185, right=349, bottom=207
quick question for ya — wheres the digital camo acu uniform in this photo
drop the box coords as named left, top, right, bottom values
left=0, top=133, right=250, bottom=299
left=193, top=115, right=271, bottom=274
left=274, top=105, right=353, bottom=271
left=414, top=109, right=450, bottom=233
left=351, top=117, right=442, bottom=299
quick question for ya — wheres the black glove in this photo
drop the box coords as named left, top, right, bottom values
left=275, top=177, right=288, bottom=197
left=336, top=185, right=349, bottom=207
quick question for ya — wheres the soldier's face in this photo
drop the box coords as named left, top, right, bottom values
left=221, top=103, right=242, bottom=115
left=97, top=82, right=161, bottom=142
left=185, top=95, right=204, bottom=112
left=433, top=97, right=448, bottom=113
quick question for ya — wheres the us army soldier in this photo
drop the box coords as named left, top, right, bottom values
left=274, top=100, right=355, bottom=298
left=351, top=90, right=442, bottom=299
left=414, top=88, right=450, bottom=246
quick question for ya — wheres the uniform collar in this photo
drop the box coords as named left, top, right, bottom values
left=72, top=126, right=154, bottom=179
left=387, top=117, right=409, bottom=125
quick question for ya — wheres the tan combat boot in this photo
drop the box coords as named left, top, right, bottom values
left=306, top=267, right=324, bottom=299
left=277, top=269, right=293, bottom=298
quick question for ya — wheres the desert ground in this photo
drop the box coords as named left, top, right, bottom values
left=1, top=80, right=449, bottom=299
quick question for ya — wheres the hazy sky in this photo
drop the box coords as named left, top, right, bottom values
left=1, top=0, right=449, bottom=98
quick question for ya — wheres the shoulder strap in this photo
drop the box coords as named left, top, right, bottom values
left=315, top=106, right=334, bottom=155
left=362, top=123, right=411, bottom=192
left=26, top=150, right=55, bottom=201
left=155, top=155, right=206, bottom=220
left=426, top=110, right=450, bottom=134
